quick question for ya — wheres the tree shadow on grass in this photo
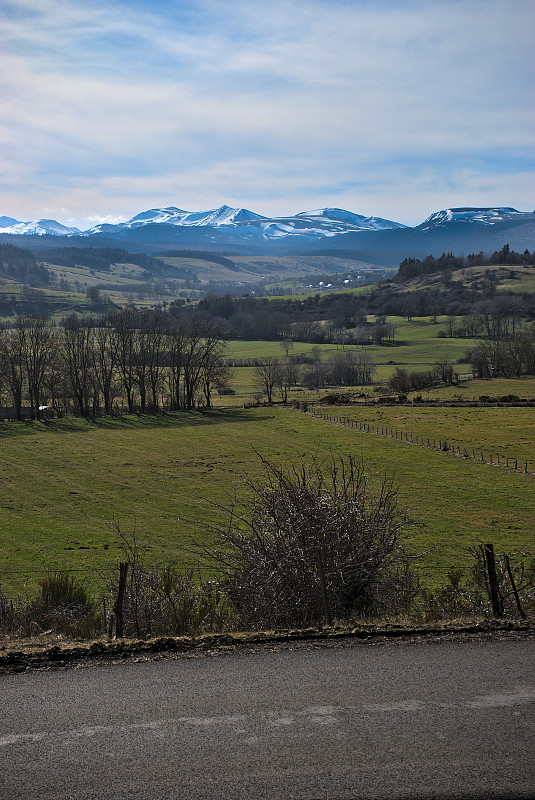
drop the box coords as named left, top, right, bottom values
left=0, top=408, right=274, bottom=436
left=94, top=408, right=274, bottom=430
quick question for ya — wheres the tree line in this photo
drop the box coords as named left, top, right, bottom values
left=397, top=244, right=534, bottom=281
left=0, top=243, right=51, bottom=288
left=468, top=331, right=535, bottom=378
left=173, top=244, right=534, bottom=342
left=175, top=293, right=398, bottom=345
left=0, top=310, right=231, bottom=420
left=251, top=348, right=376, bottom=402
left=180, top=290, right=533, bottom=346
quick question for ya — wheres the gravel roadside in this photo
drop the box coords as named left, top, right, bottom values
left=1, top=620, right=533, bottom=675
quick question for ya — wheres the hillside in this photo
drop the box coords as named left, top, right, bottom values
left=0, top=248, right=389, bottom=319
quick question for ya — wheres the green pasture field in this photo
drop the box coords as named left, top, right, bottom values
left=1, top=407, right=533, bottom=598
left=318, top=406, right=535, bottom=469
left=413, top=376, right=535, bottom=402
left=450, top=263, right=535, bottom=294
left=372, top=317, right=478, bottom=372
left=45, top=261, right=186, bottom=306
left=227, top=316, right=477, bottom=363
left=221, top=318, right=478, bottom=399
left=0, top=283, right=94, bottom=322
left=225, top=340, right=327, bottom=360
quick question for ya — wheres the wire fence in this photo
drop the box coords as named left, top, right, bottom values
left=306, top=408, right=534, bottom=476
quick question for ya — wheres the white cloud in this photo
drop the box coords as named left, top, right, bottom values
left=0, top=0, right=533, bottom=226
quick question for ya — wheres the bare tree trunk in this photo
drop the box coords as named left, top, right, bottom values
left=504, top=554, right=526, bottom=619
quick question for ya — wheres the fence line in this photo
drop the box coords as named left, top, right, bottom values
left=305, top=408, right=533, bottom=476
left=0, top=560, right=494, bottom=585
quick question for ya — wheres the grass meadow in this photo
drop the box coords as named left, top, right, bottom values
left=322, top=406, right=535, bottom=468
left=1, top=406, right=533, bottom=597
left=220, top=315, right=535, bottom=404
left=1, top=315, right=534, bottom=602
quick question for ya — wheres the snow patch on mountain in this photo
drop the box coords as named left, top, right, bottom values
left=2, top=205, right=531, bottom=245
left=0, top=218, right=80, bottom=236
left=296, top=208, right=407, bottom=230
left=420, top=207, right=526, bottom=230
left=119, top=205, right=266, bottom=230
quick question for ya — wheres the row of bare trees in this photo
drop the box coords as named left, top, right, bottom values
left=0, top=310, right=231, bottom=420
left=253, top=350, right=377, bottom=401
left=468, top=331, right=535, bottom=378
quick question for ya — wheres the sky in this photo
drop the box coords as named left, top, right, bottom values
left=1, top=0, right=533, bottom=230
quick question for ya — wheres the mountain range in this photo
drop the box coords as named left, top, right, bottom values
left=0, top=205, right=407, bottom=238
left=1, top=205, right=534, bottom=266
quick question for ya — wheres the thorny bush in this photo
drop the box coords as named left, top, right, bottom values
left=192, top=456, right=418, bottom=629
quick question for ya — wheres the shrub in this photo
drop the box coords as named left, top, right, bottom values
left=0, top=582, right=16, bottom=633
left=30, top=571, right=100, bottom=637
left=109, top=525, right=237, bottom=638
left=193, top=456, right=416, bottom=629
left=117, top=565, right=236, bottom=638
left=416, top=549, right=535, bottom=620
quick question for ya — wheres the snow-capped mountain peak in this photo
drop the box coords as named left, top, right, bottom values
left=1, top=205, right=531, bottom=251
left=0, top=218, right=80, bottom=236
left=296, top=208, right=407, bottom=231
left=420, top=207, right=525, bottom=229
left=122, top=205, right=266, bottom=229
left=128, top=207, right=189, bottom=224
left=181, top=205, right=267, bottom=227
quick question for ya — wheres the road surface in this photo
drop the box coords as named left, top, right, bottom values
left=1, top=637, right=534, bottom=799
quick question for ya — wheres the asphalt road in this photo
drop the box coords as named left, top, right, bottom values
left=1, top=637, right=534, bottom=799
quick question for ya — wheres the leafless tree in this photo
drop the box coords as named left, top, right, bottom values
left=15, top=316, right=56, bottom=419
left=0, top=321, right=26, bottom=420
left=280, top=337, right=294, bottom=358
left=182, top=318, right=228, bottom=409
left=201, top=351, right=233, bottom=408
left=167, top=321, right=186, bottom=410
left=143, top=311, right=168, bottom=412
left=61, top=315, right=96, bottom=417
left=112, top=307, right=137, bottom=413
left=91, top=315, right=118, bottom=415
left=253, top=357, right=281, bottom=403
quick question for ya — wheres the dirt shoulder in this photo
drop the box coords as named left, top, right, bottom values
left=1, top=620, right=533, bottom=675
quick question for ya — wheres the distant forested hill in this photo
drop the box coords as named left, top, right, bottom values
left=397, top=245, right=534, bottom=281
left=0, top=243, right=50, bottom=286
left=35, top=246, right=197, bottom=280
